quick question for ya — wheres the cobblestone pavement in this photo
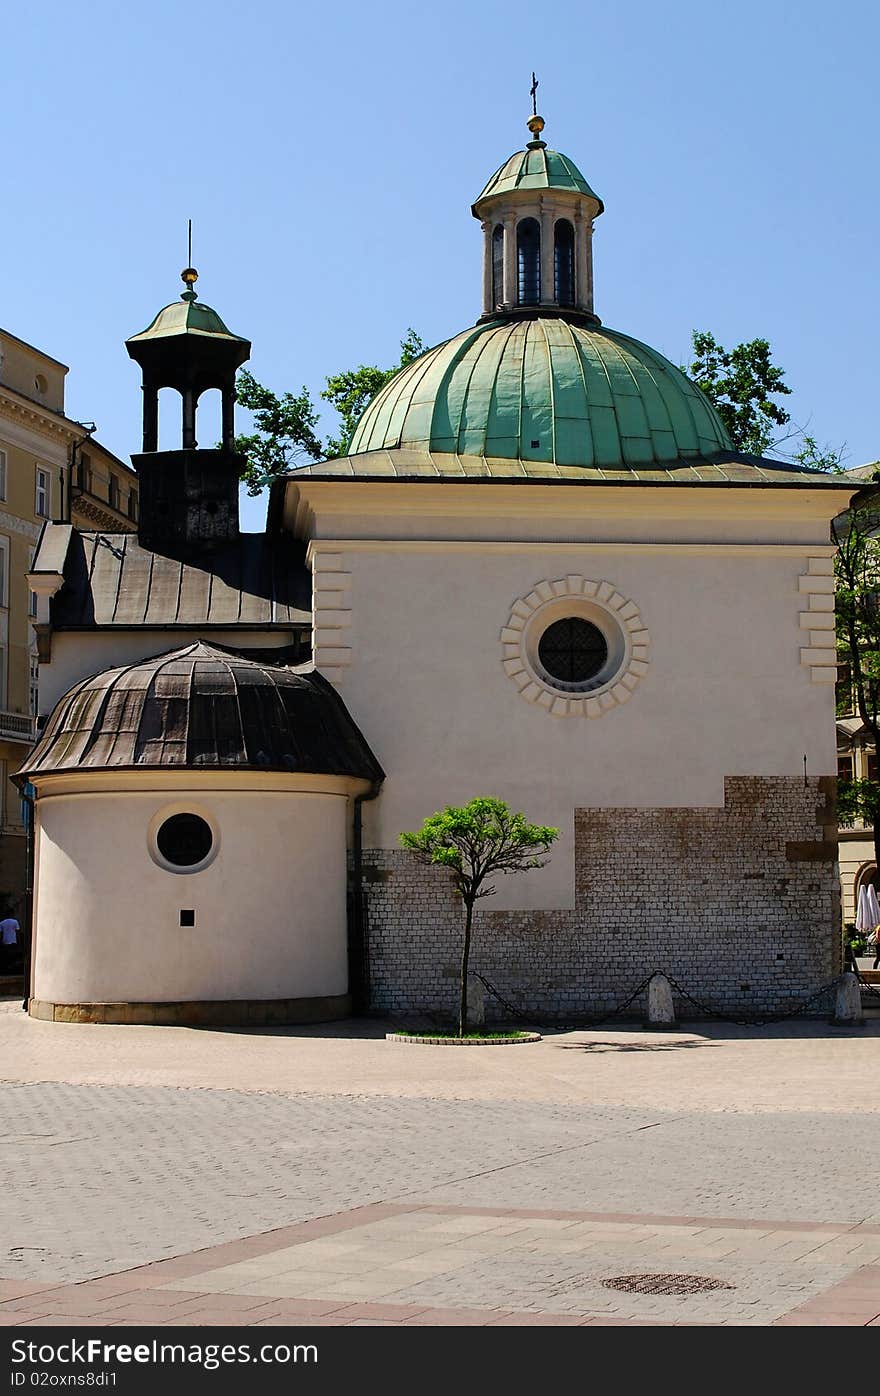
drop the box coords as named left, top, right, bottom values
left=0, top=1002, right=878, bottom=1325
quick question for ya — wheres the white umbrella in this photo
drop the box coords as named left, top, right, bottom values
left=867, top=883, right=880, bottom=929
left=856, top=884, right=872, bottom=932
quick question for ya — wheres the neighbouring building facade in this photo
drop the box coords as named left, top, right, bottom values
left=0, top=328, right=138, bottom=906
left=21, top=113, right=857, bottom=1024
left=831, top=463, right=880, bottom=926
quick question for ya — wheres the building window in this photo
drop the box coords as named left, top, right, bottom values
left=492, top=224, right=504, bottom=308
left=517, top=218, right=541, bottom=305
left=0, top=450, right=6, bottom=502
left=108, top=475, right=120, bottom=511
left=127, top=490, right=138, bottom=522
left=77, top=451, right=92, bottom=492
left=29, top=654, right=38, bottom=718
left=838, top=755, right=853, bottom=783
left=154, top=812, right=214, bottom=870
left=869, top=754, right=879, bottom=785
left=0, top=536, right=9, bottom=610
left=34, top=374, right=47, bottom=396
left=28, top=547, right=37, bottom=618
left=538, top=617, right=608, bottom=686
left=554, top=219, right=575, bottom=305
left=35, top=467, right=50, bottom=519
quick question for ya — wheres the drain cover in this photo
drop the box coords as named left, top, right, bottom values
left=603, top=1272, right=734, bottom=1296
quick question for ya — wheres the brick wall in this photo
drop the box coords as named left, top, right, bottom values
left=361, top=776, right=841, bottom=1021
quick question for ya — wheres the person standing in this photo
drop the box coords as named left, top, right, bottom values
left=0, top=914, right=20, bottom=974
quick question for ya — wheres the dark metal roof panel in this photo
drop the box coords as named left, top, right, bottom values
left=47, top=530, right=311, bottom=628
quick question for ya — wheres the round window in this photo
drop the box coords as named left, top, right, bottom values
left=155, top=813, right=213, bottom=868
left=537, top=617, right=608, bottom=685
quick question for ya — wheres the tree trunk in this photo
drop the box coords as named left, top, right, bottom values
left=459, top=899, right=474, bottom=1037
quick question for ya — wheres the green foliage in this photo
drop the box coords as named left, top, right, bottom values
left=686, top=330, right=792, bottom=455
left=233, top=330, right=425, bottom=495
left=233, top=370, right=325, bottom=496
left=792, top=435, right=847, bottom=474
left=322, top=330, right=424, bottom=458
left=837, top=777, right=880, bottom=829
left=834, top=501, right=880, bottom=743
left=400, top=797, right=559, bottom=905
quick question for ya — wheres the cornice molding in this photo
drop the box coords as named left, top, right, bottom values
left=0, top=394, right=77, bottom=457
left=0, top=509, right=40, bottom=542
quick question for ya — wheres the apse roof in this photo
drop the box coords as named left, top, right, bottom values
left=20, top=641, right=383, bottom=782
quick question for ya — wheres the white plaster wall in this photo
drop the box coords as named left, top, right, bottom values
left=32, top=781, right=350, bottom=1003
left=335, top=544, right=838, bottom=910
left=39, top=629, right=298, bottom=716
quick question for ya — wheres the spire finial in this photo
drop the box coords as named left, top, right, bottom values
left=181, top=219, right=198, bottom=301
left=526, top=72, right=546, bottom=146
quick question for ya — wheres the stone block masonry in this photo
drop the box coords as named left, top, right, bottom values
left=362, top=777, right=841, bottom=1021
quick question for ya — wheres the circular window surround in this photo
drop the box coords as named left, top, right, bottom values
left=501, top=577, right=651, bottom=717
left=147, top=801, right=220, bottom=875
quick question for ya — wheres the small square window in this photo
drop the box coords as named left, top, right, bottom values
left=179, top=909, right=196, bottom=927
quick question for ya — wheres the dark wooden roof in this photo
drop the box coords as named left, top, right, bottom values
left=34, top=526, right=310, bottom=629
left=22, top=642, right=383, bottom=782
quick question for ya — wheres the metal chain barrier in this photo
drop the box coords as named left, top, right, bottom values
left=854, top=964, right=880, bottom=1000
left=472, top=966, right=856, bottom=1031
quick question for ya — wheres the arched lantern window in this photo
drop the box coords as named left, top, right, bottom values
left=554, top=220, right=575, bottom=306
left=492, top=224, right=504, bottom=307
left=517, top=218, right=541, bottom=306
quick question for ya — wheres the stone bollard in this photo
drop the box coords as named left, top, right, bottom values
left=646, top=973, right=676, bottom=1028
left=466, top=975, right=486, bottom=1027
left=832, top=971, right=864, bottom=1026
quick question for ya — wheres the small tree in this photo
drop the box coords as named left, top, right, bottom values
left=400, top=798, right=559, bottom=1035
left=834, top=491, right=880, bottom=872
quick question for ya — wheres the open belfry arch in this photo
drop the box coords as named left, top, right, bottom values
left=23, top=94, right=854, bottom=1024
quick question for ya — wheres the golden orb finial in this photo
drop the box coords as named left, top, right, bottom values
left=180, top=265, right=198, bottom=301
left=527, top=114, right=545, bottom=137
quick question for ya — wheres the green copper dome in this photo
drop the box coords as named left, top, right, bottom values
left=128, top=291, right=247, bottom=346
left=347, top=318, right=732, bottom=470
left=474, top=146, right=603, bottom=212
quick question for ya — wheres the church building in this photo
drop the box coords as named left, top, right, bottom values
left=21, top=112, right=855, bottom=1024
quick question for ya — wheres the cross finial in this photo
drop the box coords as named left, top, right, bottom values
left=526, top=74, right=545, bottom=144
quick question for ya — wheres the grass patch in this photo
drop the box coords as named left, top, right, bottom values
left=394, top=1030, right=532, bottom=1040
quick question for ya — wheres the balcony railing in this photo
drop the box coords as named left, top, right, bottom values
left=0, top=711, right=35, bottom=743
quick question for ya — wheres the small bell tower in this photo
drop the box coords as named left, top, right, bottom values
left=126, top=258, right=251, bottom=550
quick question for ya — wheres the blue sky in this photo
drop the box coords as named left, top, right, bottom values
left=6, top=0, right=878, bottom=530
